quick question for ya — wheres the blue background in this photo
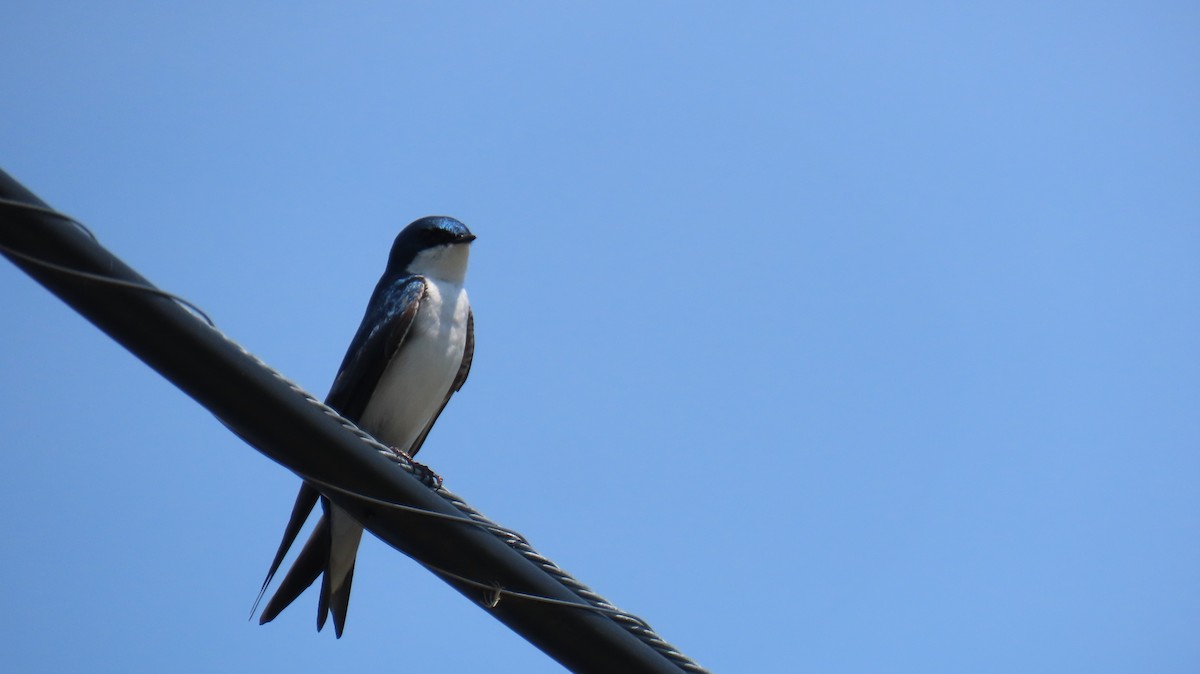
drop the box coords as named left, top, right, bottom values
left=2, top=3, right=1197, bottom=672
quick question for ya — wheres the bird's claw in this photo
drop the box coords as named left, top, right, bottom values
left=391, top=447, right=444, bottom=489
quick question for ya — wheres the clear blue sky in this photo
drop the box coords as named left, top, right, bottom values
left=2, top=3, right=1197, bottom=673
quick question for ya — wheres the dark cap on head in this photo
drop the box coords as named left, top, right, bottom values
left=387, top=216, right=474, bottom=272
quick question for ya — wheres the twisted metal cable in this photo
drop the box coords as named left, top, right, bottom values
left=224, top=335, right=710, bottom=673
left=1, top=198, right=710, bottom=673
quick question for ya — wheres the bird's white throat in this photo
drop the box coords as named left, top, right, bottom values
left=410, top=243, right=471, bottom=285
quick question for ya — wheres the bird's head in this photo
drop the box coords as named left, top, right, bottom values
left=387, top=216, right=475, bottom=284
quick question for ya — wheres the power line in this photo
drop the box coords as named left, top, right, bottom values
left=0, top=169, right=708, bottom=674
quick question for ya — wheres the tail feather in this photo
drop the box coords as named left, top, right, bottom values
left=251, top=484, right=320, bottom=618
left=325, top=504, right=364, bottom=638
left=256, top=497, right=364, bottom=638
left=258, top=512, right=329, bottom=626
left=317, top=556, right=331, bottom=633
left=329, top=563, right=355, bottom=638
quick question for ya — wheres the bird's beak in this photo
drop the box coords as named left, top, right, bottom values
left=461, top=233, right=477, bottom=243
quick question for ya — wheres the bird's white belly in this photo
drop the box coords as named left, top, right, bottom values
left=358, top=279, right=468, bottom=454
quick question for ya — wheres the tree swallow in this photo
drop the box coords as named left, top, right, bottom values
left=254, top=216, right=476, bottom=637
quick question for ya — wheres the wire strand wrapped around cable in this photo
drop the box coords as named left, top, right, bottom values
left=0, top=180, right=709, bottom=674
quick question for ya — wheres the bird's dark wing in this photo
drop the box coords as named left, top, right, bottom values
left=406, top=307, right=473, bottom=458
left=250, top=482, right=320, bottom=619
left=326, top=275, right=428, bottom=424
left=252, top=275, right=427, bottom=626
left=257, top=508, right=329, bottom=627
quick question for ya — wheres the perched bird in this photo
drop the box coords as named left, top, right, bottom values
left=253, top=216, right=476, bottom=637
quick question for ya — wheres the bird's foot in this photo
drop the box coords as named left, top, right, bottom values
left=391, top=447, right=444, bottom=489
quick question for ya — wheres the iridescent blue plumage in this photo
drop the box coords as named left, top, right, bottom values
left=327, top=277, right=427, bottom=424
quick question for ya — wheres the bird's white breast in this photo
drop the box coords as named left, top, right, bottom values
left=358, top=276, right=470, bottom=454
